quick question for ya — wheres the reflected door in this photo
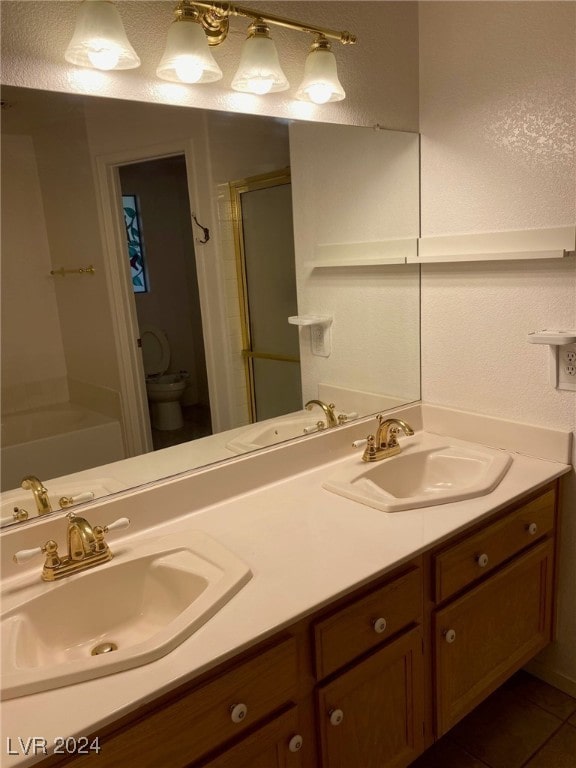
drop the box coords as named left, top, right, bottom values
left=231, top=170, right=301, bottom=422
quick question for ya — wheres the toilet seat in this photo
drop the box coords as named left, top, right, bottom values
left=141, top=326, right=170, bottom=376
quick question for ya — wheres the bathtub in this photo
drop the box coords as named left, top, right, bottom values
left=1, top=403, right=125, bottom=492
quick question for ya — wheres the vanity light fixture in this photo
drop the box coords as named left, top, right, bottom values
left=64, top=0, right=140, bottom=71
left=65, top=0, right=356, bottom=102
left=231, top=19, right=288, bottom=95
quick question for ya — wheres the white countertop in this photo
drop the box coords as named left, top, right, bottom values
left=1, top=425, right=570, bottom=766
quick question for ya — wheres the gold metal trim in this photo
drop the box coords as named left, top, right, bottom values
left=180, top=1, right=357, bottom=47
left=242, top=350, right=300, bottom=364
left=229, top=168, right=293, bottom=422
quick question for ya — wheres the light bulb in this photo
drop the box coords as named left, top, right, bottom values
left=173, top=56, right=204, bottom=84
left=306, top=83, right=333, bottom=105
left=87, top=42, right=120, bottom=70
left=246, top=77, right=274, bottom=95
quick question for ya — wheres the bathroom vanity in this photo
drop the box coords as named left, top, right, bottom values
left=0, top=406, right=570, bottom=768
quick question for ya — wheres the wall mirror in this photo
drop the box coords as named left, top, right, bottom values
left=0, top=84, right=420, bottom=528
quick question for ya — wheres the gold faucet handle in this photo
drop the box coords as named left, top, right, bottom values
left=13, top=539, right=61, bottom=569
left=362, top=435, right=378, bottom=462
left=93, top=517, right=131, bottom=553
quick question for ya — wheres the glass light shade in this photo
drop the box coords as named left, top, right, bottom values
left=231, top=35, right=289, bottom=95
left=64, top=0, right=140, bottom=70
left=156, top=19, right=223, bottom=84
left=296, top=47, right=345, bottom=104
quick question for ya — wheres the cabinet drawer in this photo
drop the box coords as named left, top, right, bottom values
left=61, top=637, right=298, bottom=768
left=434, top=488, right=555, bottom=602
left=314, top=566, right=422, bottom=679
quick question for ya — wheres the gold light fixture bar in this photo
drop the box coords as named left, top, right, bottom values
left=187, top=1, right=357, bottom=46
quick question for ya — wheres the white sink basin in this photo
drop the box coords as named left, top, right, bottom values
left=1, top=530, right=252, bottom=699
left=226, top=412, right=327, bottom=454
left=323, top=433, right=512, bottom=512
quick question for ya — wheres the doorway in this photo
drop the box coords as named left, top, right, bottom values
left=118, top=155, right=211, bottom=450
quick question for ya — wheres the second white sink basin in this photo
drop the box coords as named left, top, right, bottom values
left=323, top=433, right=512, bottom=512
left=1, top=530, right=252, bottom=700
left=226, top=412, right=328, bottom=454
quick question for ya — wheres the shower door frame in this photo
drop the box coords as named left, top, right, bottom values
left=229, top=168, right=300, bottom=423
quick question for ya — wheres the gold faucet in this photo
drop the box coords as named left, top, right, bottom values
left=12, top=512, right=130, bottom=581
left=21, top=475, right=52, bottom=515
left=305, top=400, right=338, bottom=428
left=361, top=416, right=415, bottom=462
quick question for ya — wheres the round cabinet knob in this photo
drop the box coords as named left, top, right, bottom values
left=527, top=523, right=538, bottom=536
left=444, top=629, right=456, bottom=644
left=329, top=708, right=344, bottom=726
left=372, top=617, right=387, bottom=634
left=229, top=703, right=248, bottom=724
left=476, top=553, right=489, bottom=568
left=288, top=734, right=303, bottom=753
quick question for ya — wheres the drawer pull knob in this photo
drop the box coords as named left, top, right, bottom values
left=329, top=708, right=344, bottom=726
left=476, top=553, right=489, bottom=568
left=372, top=617, right=387, bottom=634
left=444, top=629, right=456, bottom=644
left=288, top=734, right=304, bottom=753
left=230, top=703, right=248, bottom=723
left=527, top=523, right=538, bottom=536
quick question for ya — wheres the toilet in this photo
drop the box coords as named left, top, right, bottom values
left=141, top=326, right=188, bottom=431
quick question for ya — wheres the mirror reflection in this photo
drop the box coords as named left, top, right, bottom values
left=0, top=85, right=420, bottom=527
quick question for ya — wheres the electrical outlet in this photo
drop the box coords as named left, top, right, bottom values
left=310, top=323, right=331, bottom=357
left=557, top=343, right=576, bottom=391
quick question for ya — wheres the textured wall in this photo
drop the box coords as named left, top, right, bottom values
left=419, top=1, right=576, bottom=692
left=0, top=1, right=419, bottom=131
left=290, top=122, right=420, bottom=405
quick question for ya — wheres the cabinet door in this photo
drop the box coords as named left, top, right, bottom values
left=317, top=627, right=424, bottom=768
left=200, top=707, right=304, bottom=768
left=434, top=540, right=554, bottom=736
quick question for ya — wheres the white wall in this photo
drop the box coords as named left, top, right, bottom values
left=0, top=134, right=68, bottom=412
left=290, top=122, right=421, bottom=405
left=419, top=1, right=576, bottom=694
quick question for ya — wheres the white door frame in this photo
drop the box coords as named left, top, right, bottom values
left=93, top=139, right=227, bottom=457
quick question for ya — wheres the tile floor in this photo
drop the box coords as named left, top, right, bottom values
left=410, top=671, right=576, bottom=768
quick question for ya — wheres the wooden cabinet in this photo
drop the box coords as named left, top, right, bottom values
left=316, top=627, right=424, bottom=768
left=53, top=636, right=300, bottom=768
left=314, top=564, right=424, bottom=768
left=431, top=486, right=558, bottom=737
left=314, top=565, right=422, bottom=679
left=201, top=707, right=304, bottom=768
left=39, top=482, right=559, bottom=768
left=433, top=488, right=556, bottom=602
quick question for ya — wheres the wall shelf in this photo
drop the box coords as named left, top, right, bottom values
left=307, top=238, right=417, bottom=268
left=412, top=226, right=575, bottom=264
left=306, top=228, right=575, bottom=268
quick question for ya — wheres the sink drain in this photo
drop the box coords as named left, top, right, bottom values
left=91, top=641, right=118, bottom=656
